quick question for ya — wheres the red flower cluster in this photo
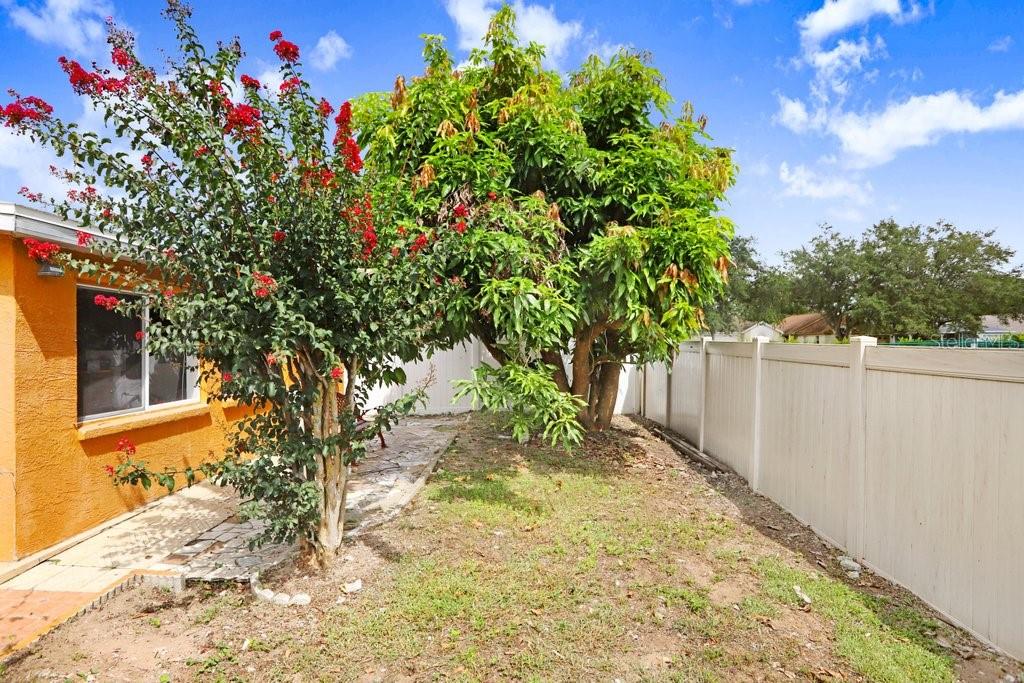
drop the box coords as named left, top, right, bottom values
left=487, top=190, right=498, bottom=200
left=76, top=230, right=93, bottom=247
left=265, top=352, right=278, bottom=366
left=453, top=203, right=468, bottom=218
left=24, top=238, right=60, bottom=262
left=330, top=367, right=343, bottom=380
left=104, top=464, right=115, bottom=477
left=93, top=293, right=119, bottom=310
left=58, top=57, right=129, bottom=95
left=279, top=76, right=301, bottom=93
left=163, top=288, right=175, bottom=300
left=222, top=371, right=233, bottom=383
left=223, top=102, right=262, bottom=142
left=101, top=207, right=112, bottom=218
left=273, top=229, right=286, bottom=242
left=252, top=271, right=277, bottom=298
left=273, top=39, right=300, bottom=63
left=1, top=95, right=53, bottom=127
left=339, top=136, right=363, bottom=174
left=116, top=437, right=136, bottom=456
left=335, top=101, right=352, bottom=135
left=269, top=30, right=283, bottom=41
left=454, top=220, right=467, bottom=234
left=67, top=186, right=98, bottom=203
left=141, top=153, right=154, bottom=171
left=410, top=233, right=429, bottom=253
left=17, top=186, right=42, bottom=202
left=207, top=79, right=224, bottom=95
left=194, top=144, right=209, bottom=157
left=111, top=47, right=133, bottom=69
left=317, top=99, right=333, bottom=117
left=240, top=74, right=261, bottom=90
left=343, top=196, right=377, bottom=258
left=134, top=330, right=144, bottom=342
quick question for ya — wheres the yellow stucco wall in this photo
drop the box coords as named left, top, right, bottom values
left=2, top=234, right=243, bottom=560
left=0, top=236, right=16, bottom=561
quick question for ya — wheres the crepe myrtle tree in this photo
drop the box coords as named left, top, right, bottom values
left=355, top=6, right=736, bottom=444
left=1, top=2, right=458, bottom=564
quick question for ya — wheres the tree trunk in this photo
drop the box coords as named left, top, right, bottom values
left=592, top=360, right=622, bottom=431
left=310, top=376, right=348, bottom=567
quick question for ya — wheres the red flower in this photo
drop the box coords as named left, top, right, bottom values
left=487, top=191, right=498, bottom=200
left=453, top=220, right=467, bottom=234
left=254, top=287, right=269, bottom=298
left=58, top=57, right=129, bottom=95
left=269, top=30, right=283, bottom=41
left=274, top=40, right=300, bottom=63
left=76, top=231, right=93, bottom=247
left=330, top=367, right=343, bottom=380
left=273, top=230, right=286, bottom=242
left=17, top=186, right=42, bottom=202
left=224, top=103, right=263, bottom=142
left=163, top=288, right=175, bottom=300
left=101, top=207, right=112, bottom=219
left=116, top=437, right=136, bottom=456
left=317, top=99, right=333, bottom=117
left=390, top=246, right=401, bottom=257
left=333, top=101, right=352, bottom=142
left=240, top=74, right=261, bottom=90
left=24, top=238, right=60, bottom=262
left=207, top=80, right=224, bottom=95
left=267, top=195, right=277, bottom=204
left=252, top=271, right=277, bottom=297
left=93, top=293, right=119, bottom=310
left=453, top=203, right=468, bottom=218
left=1, top=95, right=53, bottom=127
left=134, top=330, right=144, bottom=342
left=104, top=464, right=115, bottom=476
left=194, top=145, right=210, bottom=157
left=265, top=352, right=278, bottom=366
left=111, top=47, right=132, bottom=69
left=141, top=153, right=153, bottom=171
left=163, top=248, right=176, bottom=260
left=222, top=371, right=233, bottom=383
left=338, top=136, right=362, bottom=174
left=279, top=76, right=301, bottom=93
left=410, top=233, right=429, bottom=253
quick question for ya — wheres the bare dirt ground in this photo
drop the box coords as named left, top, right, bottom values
left=3, top=414, right=1020, bottom=682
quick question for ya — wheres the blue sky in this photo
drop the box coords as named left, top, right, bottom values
left=1, top=0, right=1022, bottom=263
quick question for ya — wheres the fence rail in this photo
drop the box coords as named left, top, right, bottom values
left=641, top=337, right=1024, bottom=660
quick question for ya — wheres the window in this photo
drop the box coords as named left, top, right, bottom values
left=77, top=286, right=198, bottom=421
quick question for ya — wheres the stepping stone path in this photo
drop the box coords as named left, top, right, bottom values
left=154, top=416, right=460, bottom=584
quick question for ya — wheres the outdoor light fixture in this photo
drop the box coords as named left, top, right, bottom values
left=37, top=263, right=65, bottom=278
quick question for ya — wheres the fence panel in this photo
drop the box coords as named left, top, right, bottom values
left=759, top=346, right=851, bottom=547
left=644, top=362, right=669, bottom=425
left=703, top=342, right=754, bottom=477
left=862, top=347, right=1024, bottom=657
left=668, top=343, right=702, bottom=443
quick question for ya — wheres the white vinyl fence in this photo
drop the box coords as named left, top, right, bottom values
left=641, top=337, right=1024, bottom=659
left=367, top=338, right=644, bottom=417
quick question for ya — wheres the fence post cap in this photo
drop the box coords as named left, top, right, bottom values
left=849, top=335, right=877, bottom=345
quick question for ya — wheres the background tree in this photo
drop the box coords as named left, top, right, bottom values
left=786, top=228, right=860, bottom=337
left=707, top=236, right=796, bottom=334
left=786, top=221, right=1024, bottom=339
left=3, top=2, right=449, bottom=564
left=356, top=7, right=736, bottom=440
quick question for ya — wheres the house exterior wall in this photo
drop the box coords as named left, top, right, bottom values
left=2, top=234, right=242, bottom=560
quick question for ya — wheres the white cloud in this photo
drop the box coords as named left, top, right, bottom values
left=828, top=88, right=1024, bottom=167
left=775, top=95, right=818, bottom=133
left=309, top=30, right=352, bottom=71
left=988, top=35, right=1013, bottom=53
left=806, top=35, right=885, bottom=101
left=5, top=0, right=113, bottom=56
left=798, top=0, right=926, bottom=50
left=444, top=0, right=583, bottom=66
left=257, top=68, right=285, bottom=94
left=778, top=161, right=872, bottom=204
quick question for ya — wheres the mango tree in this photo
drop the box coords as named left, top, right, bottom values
left=356, top=6, right=736, bottom=444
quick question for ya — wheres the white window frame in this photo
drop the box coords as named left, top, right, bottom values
left=77, top=284, right=200, bottom=422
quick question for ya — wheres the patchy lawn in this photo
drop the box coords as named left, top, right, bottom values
left=4, top=414, right=1019, bottom=682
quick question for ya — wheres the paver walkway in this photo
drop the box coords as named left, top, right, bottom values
left=0, top=416, right=458, bottom=658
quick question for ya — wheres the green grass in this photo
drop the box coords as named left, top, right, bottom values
left=754, top=556, right=954, bottom=682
